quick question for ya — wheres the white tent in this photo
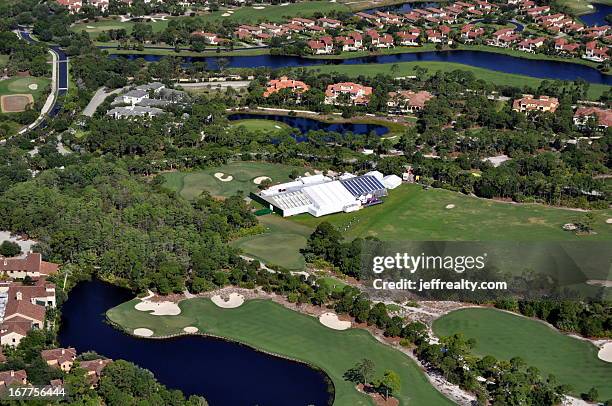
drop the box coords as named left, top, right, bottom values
left=382, top=174, right=402, bottom=189
left=366, top=170, right=384, bottom=181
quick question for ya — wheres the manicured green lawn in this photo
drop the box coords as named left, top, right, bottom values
left=230, top=118, right=292, bottom=133
left=433, top=308, right=612, bottom=399
left=107, top=298, right=453, bottom=406
left=72, top=18, right=173, bottom=39
left=231, top=214, right=311, bottom=269
left=0, top=77, right=50, bottom=101
left=556, top=0, right=612, bottom=15
left=318, top=276, right=350, bottom=293
left=0, top=54, right=8, bottom=69
left=303, top=61, right=610, bottom=100
left=200, top=1, right=349, bottom=23
left=291, top=184, right=612, bottom=241
left=162, top=161, right=306, bottom=199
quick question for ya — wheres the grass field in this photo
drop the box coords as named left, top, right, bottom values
left=72, top=18, right=173, bottom=39
left=230, top=118, right=293, bottom=133
left=291, top=184, right=612, bottom=241
left=0, top=54, right=8, bottom=69
left=162, top=161, right=306, bottom=199
left=198, top=1, right=349, bottom=24
left=231, top=214, right=311, bottom=269
left=0, top=77, right=50, bottom=101
left=433, top=308, right=612, bottom=399
left=107, top=298, right=453, bottom=406
left=303, top=61, right=610, bottom=100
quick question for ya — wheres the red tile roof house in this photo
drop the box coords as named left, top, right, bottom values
left=582, top=25, right=610, bottom=39
left=377, top=33, right=395, bottom=48
left=524, top=6, right=551, bottom=17
left=263, top=77, right=310, bottom=98
left=89, top=0, right=109, bottom=12
left=290, top=17, right=315, bottom=28
left=0, top=370, right=27, bottom=389
left=387, top=90, right=434, bottom=113
left=516, top=37, right=546, bottom=53
left=80, top=359, right=112, bottom=387
left=574, top=107, right=612, bottom=129
left=307, top=36, right=334, bottom=55
left=0, top=253, right=59, bottom=279
left=56, top=0, right=82, bottom=14
left=41, top=347, right=77, bottom=372
left=512, top=94, right=560, bottom=113
left=554, top=38, right=581, bottom=54
left=460, top=24, right=485, bottom=43
left=396, top=30, right=420, bottom=46
left=324, top=82, right=373, bottom=106
left=426, top=29, right=444, bottom=43
left=487, top=28, right=519, bottom=47
left=191, top=31, right=222, bottom=45
left=318, top=17, right=342, bottom=29
left=584, top=41, right=610, bottom=62
left=375, top=11, right=404, bottom=25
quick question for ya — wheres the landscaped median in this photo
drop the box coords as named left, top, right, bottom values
left=107, top=297, right=454, bottom=406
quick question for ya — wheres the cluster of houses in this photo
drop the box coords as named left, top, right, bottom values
left=107, top=81, right=188, bottom=119
left=512, top=94, right=612, bottom=130
left=56, top=0, right=143, bottom=13
left=209, top=0, right=610, bottom=62
left=262, top=76, right=434, bottom=112
left=0, top=249, right=113, bottom=391
left=0, top=346, right=112, bottom=390
left=262, top=77, right=612, bottom=129
left=0, top=253, right=58, bottom=347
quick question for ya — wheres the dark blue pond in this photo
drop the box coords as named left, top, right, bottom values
left=228, top=113, right=389, bottom=141
left=111, top=50, right=612, bottom=85
left=58, top=280, right=332, bottom=406
left=580, top=3, right=612, bottom=26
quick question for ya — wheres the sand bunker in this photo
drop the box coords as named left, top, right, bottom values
left=319, top=312, right=351, bottom=330
left=587, top=280, right=612, bottom=288
left=135, top=300, right=181, bottom=315
left=183, top=326, right=199, bottom=334
left=28, top=83, right=38, bottom=90
left=211, top=293, right=244, bottom=308
left=222, top=13, right=231, bottom=16
left=253, top=6, right=265, bottom=9
left=214, top=172, right=233, bottom=182
left=598, top=343, right=612, bottom=362
left=133, top=328, right=154, bottom=337
left=253, top=176, right=271, bottom=185
left=445, top=204, right=455, bottom=209
left=606, top=218, right=612, bottom=224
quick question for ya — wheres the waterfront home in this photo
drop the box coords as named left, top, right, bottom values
left=584, top=41, right=609, bottom=61
left=0, top=370, right=27, bottom=389
left=460, top=24, right=485, bottom=43
left=517, top=37, right=545, bottom=53
left=0, top=253, right=59, bottom=279
left=80, top=359, right=112, bottom=387
left=318, top=17, right=342, bottom=29
left=582, top=25, right=609, bottom=39
left=554, top=38, right=580, bottom=54
left=41, top=347, right=77, bottom=372
left=396, top=30, right=420, bottom=46
left=574, top=107, right=612, bottom=130
left=263, top=77, right=310, bottom=98
left=426, top=29, right=444, bottom=43
left=512, top=94, right=559, bottom=113
left=307, top=36, right=334, bottom=54
left=324, top=82, right=373, bottom=106
left=488, top=28, right=518, bottom=47
left=191, top=31, right=222, bottom=45
left=5, top=279, right=57, bottom=307
left=387, top=90, right=434, bottom=113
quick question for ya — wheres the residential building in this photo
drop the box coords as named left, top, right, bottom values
left=387, top=90, right=434, bottom=113
left=584, top=41, right=609, bottom=62
left=0, top=253, right=59, bottom=279
left=0, top=370, right=27, bottom=389
left=307, top=36, right=334, bottom=54
left=574, top=107, right=612, bottom=129
left=80, top=359, right=112, bottom=386
left=41, top=347, right=77, bottom=372
left=263, top=77, right=310, bottom=97
left=512, top=94, right=559, bottom=113
left=324, top=82, right=373, bottom=105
